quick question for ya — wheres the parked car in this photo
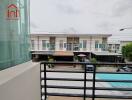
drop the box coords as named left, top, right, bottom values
left=84, top=59, right=94, bottom=71
left=116, top=66, right=132, bottom=72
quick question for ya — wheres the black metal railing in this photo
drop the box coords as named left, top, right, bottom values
left=40, top=62, right=132, bottom=100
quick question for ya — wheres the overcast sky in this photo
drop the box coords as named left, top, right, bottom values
left=30, top=0, right=132, bottom=41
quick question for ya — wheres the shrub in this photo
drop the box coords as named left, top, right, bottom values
left=122, top=43, right=132, bottom=61
left=90, top=58, right=97, bottom=63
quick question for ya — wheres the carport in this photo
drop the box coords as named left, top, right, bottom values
left=53, top=51, right=74, bottom=61
left=31, top=51, right=54, bottom=61
left=92, top=52, right=122, bottom=62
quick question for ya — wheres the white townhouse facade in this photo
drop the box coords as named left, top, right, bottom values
left=108, top=41, right=120, bottom=53
left=30, top=33, right=111, bottom=52
left=120, top=40, right=132, bottom=51
left=108, top=40, right=132, bottom=54
left=30, top=33, right=112, bottom=61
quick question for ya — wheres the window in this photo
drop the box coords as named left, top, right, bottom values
left=102, top=38, right=107, bottom=51
left=99, top=44, right=102, bottom=48
left=109, top=44, right=112, bottom=49
left=102, top=44, right=106, bottom=51
left=64, top=43, right=67, bottom=48
left=116, top=46, right=119, bottom=50
left=83, top=40, right=87, bottom=49
left=95, top=41, right=99, bottom=49
left=116, top=44, right=120, bottom=50
left=59, top=40, right=63, bottom=50
left=42, top=40, right=46, bottom=50
left=31, top=40, right=35, bottom=50
left=79, top=43, right=82, bottom=48
left=113, top=45, right=115, bottom=49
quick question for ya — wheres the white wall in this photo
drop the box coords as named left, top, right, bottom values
left=55, top=37, right=67, bottom=51
left=39, top=36, right=49, bottom=51
left=0, top=61, right=40, bottom=100
left=92, top=37, right=102, bottom=52
left=79, top=37, right=90, bottom=52
left=30, top=36, right=37, bottom=51
left=30, top=35, right=106, bottom=52
left=79, top=37, right=102, bottom=52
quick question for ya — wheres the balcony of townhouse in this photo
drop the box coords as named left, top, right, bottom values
left=49, top=43, right=56, bottom=51
left=0, top=61, right=40, bottom=100
left=0, top=61, right=132, bottom=100
left=66, top=43, right=80, bottom=51
left=101, top=44, right=108, bottom=52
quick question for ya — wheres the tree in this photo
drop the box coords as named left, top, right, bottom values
left=122, top=43, right=132, bottom=61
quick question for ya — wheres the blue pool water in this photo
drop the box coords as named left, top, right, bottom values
left=96, top=74, right=132, bottom=87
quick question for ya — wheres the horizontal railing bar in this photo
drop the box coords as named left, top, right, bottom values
left=42, top=70, right=85, bottom=73
left=41, top=77, right=132, bottom=82
left=42, top=93, right=91, bottom=97
left=41, top=61, right=132, bottom=65
left=95, top=87, right=132, bottom=91
left=42, top=77, right=86, bottom=81
left=96, top=72, right=132, bottom=74
left=41, top=85, right=132, bottom=91
left=42, top=85, right=84, bottom=89
left=41, top=70, right=132, bottom=74
left=42, top=93, right=132, bottom=99
left=95, top=95, right=132, bottom=99
left=96, top=79, right=132, bottom=82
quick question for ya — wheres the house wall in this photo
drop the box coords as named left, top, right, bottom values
left=108, top=44, right=120, bottom=53
left=0, top=61, right=40, bottom=100
left=79, top=37, right=90, bottom=52
left=55, top=37, right=67, bottom=51
left=30, top=36, right=38, bottom=51
left=79, top=37, right=103, bottom=52
left=30, top=35, right=108, bottom=52
left=92, top=37, right=103, bottom=52
left=39, top=36, right=49, bottom=51
left=30, top=36, right=49, bottom=51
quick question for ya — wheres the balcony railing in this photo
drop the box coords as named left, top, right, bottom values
left=49, top=43, right=55, bottom=51
left=66, top=43, right=80, bottom=51
left=40, top=62, right=132, bottom=100
left=31, top=43, right=109, bottom=52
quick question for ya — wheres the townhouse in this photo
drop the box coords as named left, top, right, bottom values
left=30, top=33, right=121, bottom=62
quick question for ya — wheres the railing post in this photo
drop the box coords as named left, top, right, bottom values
left=40, top=64, right=42, bottom=100
left=92, top=64, right=96, bottom=100
left=84, top=64, right=86, bottom=100
left=44, top=63, right=47, bottom=100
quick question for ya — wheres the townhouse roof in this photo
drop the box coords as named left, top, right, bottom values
left=92, top=52, right=122, bottom=56
left=120, top=40, right=132, bottom=42
left=32, top=51, right=54, bottom=55
left=53, top=51, right=74, bottom=56
left=30, top=32, right=112, bottom=37
left=31, top=51, right=74, bottom=56
left=108, top=41, right=120, bottom=44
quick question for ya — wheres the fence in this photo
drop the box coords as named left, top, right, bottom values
left=40, top=62, right=132, bottom=100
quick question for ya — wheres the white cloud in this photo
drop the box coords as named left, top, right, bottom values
left=30, top=0, right=132, bottom=40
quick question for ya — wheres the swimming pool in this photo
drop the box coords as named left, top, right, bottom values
left=96, top=74, right=132, bottom=87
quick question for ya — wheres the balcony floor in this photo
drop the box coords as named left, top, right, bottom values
left=48, top=96, right=128, bottom=100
